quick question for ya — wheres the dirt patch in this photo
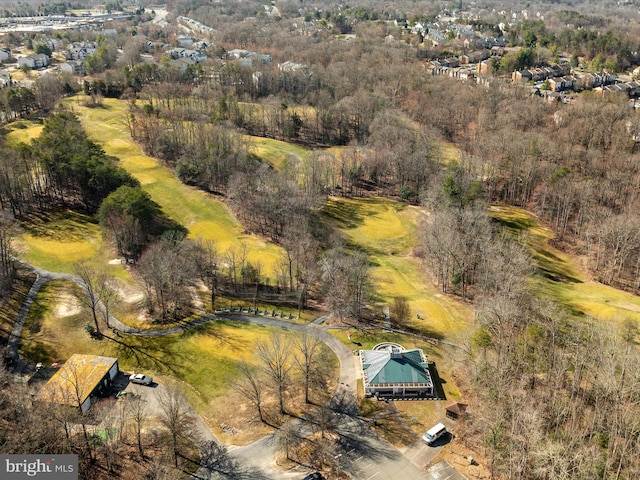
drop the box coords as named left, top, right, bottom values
left=56, top=293, right=81, bottom=317
left=113, top=282, right=144, bottom=305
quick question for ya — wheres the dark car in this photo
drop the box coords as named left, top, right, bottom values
left=303, top=474, right=325, bottom=480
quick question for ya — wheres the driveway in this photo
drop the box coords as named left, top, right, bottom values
left=9, top=264, right=430, bottom=479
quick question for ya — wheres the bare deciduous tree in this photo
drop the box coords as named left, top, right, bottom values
left=157, top=384, right=196, bottom=468
left=232, top=360, right=266, bottom=423
left=257, top=332, right=292, bottom=416
left=294, top=330, right=322, bottom=404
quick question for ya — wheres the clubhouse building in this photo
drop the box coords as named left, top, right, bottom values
left=359, top=343, right=434, bottom=399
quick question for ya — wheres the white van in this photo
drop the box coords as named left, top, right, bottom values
left=422, top=422, right=447, bottom=445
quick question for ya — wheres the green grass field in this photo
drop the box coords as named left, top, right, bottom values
left=324, top=197, right=473, bottom=340
left=20, top=278, right=277, bottom=401
left=4, top=120, right=43, bottom=144
left=72, top=99, right=284, bottom=274
left=247, top=135, right=312, bottom=169
left=7, top=98, right=285, bottom=276
left=19, top=278, right=338, bottom=443
left=15, top=210, right=133, bottom=281
left=490, top=205, right=640, bottom=325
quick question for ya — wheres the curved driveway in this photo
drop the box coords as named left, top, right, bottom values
left=8, top=263, right=359, bottom=401
left=8, top=263, right=430, bottom=479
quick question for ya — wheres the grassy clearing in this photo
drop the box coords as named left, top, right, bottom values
left=20, top=279, right=339, bottom=444
left=14, top=210, right=132, bottom=280
left=324, top=197, right=473, bottom=340
left=4, top=120, right=43, bottom=145
left=247, top=135, right=312, bottom=169
left=64, top=98, right=284, bottom=275
left=439, top=142, right=461, bottom=164
left=490, top=205, right=640, bottom=325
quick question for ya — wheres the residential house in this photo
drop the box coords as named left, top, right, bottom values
left=193, top=41, right=214, bottom=53
left=278, top=61, right=308, bottom=73
left=177, top=16, right=216, bottom=36
left=165, top=48, right=207, bottom=63
left=0, top=48, right=11, bottom=63
left=428, top=30, right=447, bottom=46
left=477, top=59, right=493, bottom=75
left=38, top=354, right=120, bottom=413
left=627, top=81, right=640, bottom=97
left=602, top=83, right=631, bottom=96
left=412, top=23, right=426, bottom=34
left=59, top=60, right=85, bottom=76
left=177, top=35, right=193, bottom=48
left=171, top=57, right=196, bottom=72
left=18, top=53, right=49, bottom=69
left=65, top=42, right=97, bottom=61
left=512, top=70, right=533, bottom=82
left=484, top=37, right=507, bottom=48
left=459, top=50, right=489, bottom=65
left=227, top=49, right=252, bottom=60
left=548, top=75, right=575, bottom=92
left=359, top=343, right=434, bottom=399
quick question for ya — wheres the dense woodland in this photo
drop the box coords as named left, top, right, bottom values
left=2, top=0, right=640, bottom=478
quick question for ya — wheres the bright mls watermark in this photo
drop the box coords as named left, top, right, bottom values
left=0, top=455, right=78, bottom=479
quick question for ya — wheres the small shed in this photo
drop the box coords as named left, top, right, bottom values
left=445, top=401, right=468, bottom=420
left=38, top=354, right=119, bottom=412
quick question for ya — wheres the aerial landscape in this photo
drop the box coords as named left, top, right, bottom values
left=1, top=0, right=640, bottom=479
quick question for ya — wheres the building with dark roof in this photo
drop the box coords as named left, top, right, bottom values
left=359, top=343, right=434, bottom=399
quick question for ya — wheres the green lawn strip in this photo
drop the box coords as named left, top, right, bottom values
left=66, top=98, right=284, bottom=276
left=324, top=197, right=473, bottom=340
left=3, top=120, right=43, bottom=145
left=246, top=135, right=313, bottom=169
left=490, top=205, right=640, bottom=325
left=15, top=210, right=133, bottom=281
left=20, top=283, right=338, bottom=444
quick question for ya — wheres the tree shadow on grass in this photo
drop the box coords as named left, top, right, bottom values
left=105, top=333, right=189, bottom=377
left=19, top=210, right=97, bottom=241
left=322, top=198, right=379, bottom=230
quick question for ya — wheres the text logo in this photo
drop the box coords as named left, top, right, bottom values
left=0, top=455, right=78, bottom=479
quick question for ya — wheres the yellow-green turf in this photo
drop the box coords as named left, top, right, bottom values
left=4, top=120, right=43, bottom=144
left=324, top=197, right=473, bottom=340
left=246, top=135, right=312, bottom=169
left=71, top=98, right=284, bottom=274
left=15, top=210, right=132, bottom=280
left=7, top=98, right=284, bottom=276
left=490, top=205, right=640, bottom=325
left=20, top=278, right=279, bottom=406
left=20, top=278, right=339, bottom=444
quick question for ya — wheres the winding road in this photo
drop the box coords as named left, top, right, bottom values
left=6, top=262, right=433, bottom=479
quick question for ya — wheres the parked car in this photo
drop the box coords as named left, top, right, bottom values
left=129, top=373, right=153, bottom=385
left=422, top=422, right=447, bottom=445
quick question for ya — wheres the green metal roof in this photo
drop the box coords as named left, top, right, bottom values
left=362, top=348, right=432, bottom=386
